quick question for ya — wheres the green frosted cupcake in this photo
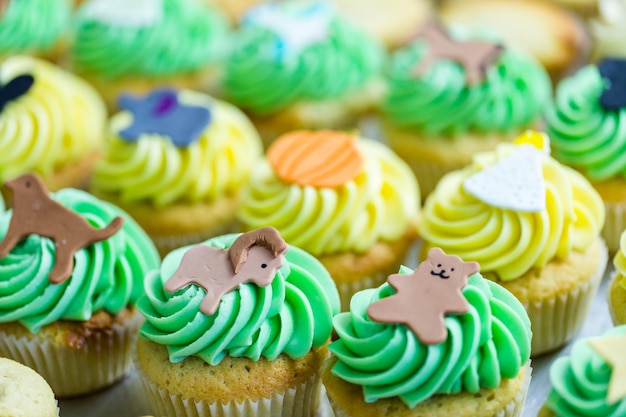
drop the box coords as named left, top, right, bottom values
left=0, top=173, right=160, bottom=397
left=222, top=1, right=385, bottom=145
left=135, top=227, right=340, bottom=417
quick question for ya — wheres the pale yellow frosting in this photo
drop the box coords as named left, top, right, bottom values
left=590, top=0, right=626, bottom=60
left=0, top=55, right=106, bottom=183
left=91, top=90, right=262, bottom=207
left=614, top=231, right=626, bottom=289
left=420, top=143, right=605, bottom=281
left=238, top=137, right=420, bottom=255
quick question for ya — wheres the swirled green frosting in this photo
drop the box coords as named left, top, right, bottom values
left=544, top=325, right=626, bottom=416
left=0, top=0, right=71, bottom=56
left=0, top=189, right=161, bottom=333
left=329, top=267, right=531, bottom=408
left=138, top=233, right=340, bottom=365
left=383, top=31, right=551, bottom=136
left=72, top=0, right=228, bottom=79
left=547, top=65, right=626, bottom=182
left=222, top=8, right=384, bottom=115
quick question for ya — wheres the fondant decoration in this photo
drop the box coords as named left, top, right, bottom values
left=118, top=89, right=212, bottom=148
left=165, top=227, right=289, bottom=315
left=267, top=130, right=364, bottom=188
left=598, top=58, right=626, bottom=110
left=463, top=144, right=546, bottom=212
left=513, top=130, right=550, bottom=154
left=588, top=333, right=626, bottom=404
left=0, top=74, right=34, bottom=113
left=80, top=0, right=163, bottom=28
left=242, top=2, right=331, bottom=59
left=412, top=23, right=503, bottom=85
left=367, top=247, right=479, bottom=345
left=0, top=173, right=124, bottom=284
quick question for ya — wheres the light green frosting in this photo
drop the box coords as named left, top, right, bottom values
left=329, top=268, right=531, bottom=408
left=0, top=189, right=161, bottom=333
left=237, top=138, right=420, bottom=256
left=0, top=0, right=71, bottom=56
left=223, top=8, right=384, bottom=115
left=138, top=233, right=340, bottom=365
left=545, top=325, right=626, bottom=416
left=383, top=31, right=551, bottom=136
left=547, top=65, right=626, bottom=182
left=72, top=0, right=228, bottom=79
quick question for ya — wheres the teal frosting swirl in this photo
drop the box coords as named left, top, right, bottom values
left=383, top=31, right=551, bottom=136
left=0, top=0, right=71, bottom=56
left=547, top=65, right=626, bottom=182
left=329, top=268, right=531, bottom=408
left=138, top=233, right=340, bottom=365
left=72, top=0, right=228, bottom=79
left=222, top=9, right=384, bottom=115
left=545, top=325, right=626, bottom=416
left=0, top=189, right=161, bottom=333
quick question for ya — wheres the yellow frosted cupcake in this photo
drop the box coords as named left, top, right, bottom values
left=0, top=358, right=58, bottom=417
left=135, top=227, right=340, bottom=417
left=323, top=248, right=532, bottom=417
left=237, top=130, right=420, bottom=310
left=0, top=56, right=106, bottom=191
left=90, top=88, right=263, bottom=256
left=608, top=230, right=626, bottom=325
left=420, top=131, right=608, bottom=356
left=590, top=0, right=626, bottom=61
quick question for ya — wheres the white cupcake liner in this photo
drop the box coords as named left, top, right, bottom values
left=136, top=361, right=322, bottom=417
left=0, top=312, right=144, bottom=398
left=528, top=239, right=608, bottom=356
left=328, top=362, right=532, bottom=417
left=603, top=201, right=626, bottom=254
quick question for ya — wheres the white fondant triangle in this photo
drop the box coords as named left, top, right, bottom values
left=463, top=145, right=546, bottom=212
left=81, top=0, right=163, bottom=27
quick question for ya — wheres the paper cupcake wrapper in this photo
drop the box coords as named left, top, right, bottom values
left=152, top=219, right=239, bottom=255
left=329, top=362, right=532, bottom=417
left=528, top=240, right=608, bottom=356
left=606, top=271, right=626, bottom=327
left=337, top=270, right=389, bottom=312
left=0, top=312, right=144, bottom=398
left=602, top=201, right=626, bottom=254
left=136, top=362, right=322, bottom=417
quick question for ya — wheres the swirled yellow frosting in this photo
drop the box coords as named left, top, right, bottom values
left=91, top=90, right=262, bottom=207
left=420, top=142, right=605, bottom=281
left=238, top=134, right=420, bottom=255
left=0, top=56, right=106, bottom=183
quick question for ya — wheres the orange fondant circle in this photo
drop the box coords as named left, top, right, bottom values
left=267, top=130, right=364, bottom=187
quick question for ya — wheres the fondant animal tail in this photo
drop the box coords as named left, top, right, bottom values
left=92, top=217, right=124, bottom=242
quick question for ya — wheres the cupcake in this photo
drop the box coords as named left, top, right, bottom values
left=381, top=23, right=552, bottom=197
left=546, top=58, right=626, bottom=252
left=608, top=230, right=626, bottom=325
left=590, top=0, right=626, bottom=61
left=90, top=88, right=263, bottom=256
left=222, top=1, right=385, bottom=145
left=0, top=55, right=106, bottom=191
left=0, top=357, right=58, bottom=417
left=419, top=131, right=608, bottom=356
left=439, top=0, right=590, bottom=83
left=237, top=130, right=420, bottom=310
left=538, top=325, right=626, bottom=416
left=0, top=0, right=72, bottom=62
left=135, top=226, right=340, bottom=417
left=0, top=173, right=161, bottom=397
left=70, top=0, right=229, bottom=110
left=322, top=247, right=532, bottom=417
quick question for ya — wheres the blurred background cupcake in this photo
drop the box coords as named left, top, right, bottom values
left=0, top=357, right=58, bottom=417
left=0, top=0, right=72, bottom=63
left=538, top=325, right=626, bottom=416
left=609, top=230, right=626, bottom=325
left=419, top=131, right=607, bottom=355
left=323, top=248, right=532, bottom=417
left=221, top=1, right=385, bottom=145
left=237, top=129, right=420, bottom=310
left=90, top=88, right=263, bottom=256
left=0, top=55, right=106, bottom=191
left=69, top=0, right=229, bottom=110
left=546, top=58, right=626, bottom=253
left=0, top=173, right=160, bottom=397
left=381, top=24, right=552, bottom=197
left=135, top=227, right=340, bottom=417
left=589, top=0, right=626, bottom=61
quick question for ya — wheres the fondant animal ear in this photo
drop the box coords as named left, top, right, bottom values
left=427, top=247, right=445, bottom=260
left=464, top=261, right=480, bottom=276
